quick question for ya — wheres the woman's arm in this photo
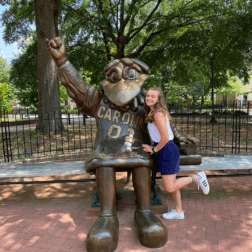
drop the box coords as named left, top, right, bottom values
left=142, top=111, right=169, bottom=154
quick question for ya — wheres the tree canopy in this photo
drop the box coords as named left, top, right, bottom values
left=0, top=56, right=13, bottom=109
left=1, top=0, right=251, bottom=101
left=0, top=55, right=9, bottom=83
left=216, top=74, right=252, bottom=96
left=59, top=0, right=252, bottom=88
left=9, top=36, right=38, bottom=107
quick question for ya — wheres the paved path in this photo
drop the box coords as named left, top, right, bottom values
left=1, top=156, right=252, bottom=179
left=0, top=171, right=252, bottom=252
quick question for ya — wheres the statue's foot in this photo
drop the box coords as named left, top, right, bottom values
left=86, top=215, right=119, bottom=252
left=135, top=209, right=168, bottom=248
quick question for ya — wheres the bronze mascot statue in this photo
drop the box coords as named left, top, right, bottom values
left=45, top=36, right=200, bottom=252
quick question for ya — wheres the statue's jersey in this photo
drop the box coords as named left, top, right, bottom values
left=83, top=93, right=153, bottom=172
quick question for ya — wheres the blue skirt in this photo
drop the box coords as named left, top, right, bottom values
left=153, top=141, right=180, bottom=175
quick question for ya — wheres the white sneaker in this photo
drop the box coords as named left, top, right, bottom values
left=162, top=210, right=184, bottom=219
left=197, top=171, right=210, bottom=195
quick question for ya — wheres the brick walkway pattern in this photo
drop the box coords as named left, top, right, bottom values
left=0, top=173, right=252, bottom=252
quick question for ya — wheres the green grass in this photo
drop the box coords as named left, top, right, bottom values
left=69, top=130, right=80, bottom=138
left=30, top=130, right=37, bottom=137
left=34, top=141, right=43, bottom=147
left=0, top=117, right=27, bottom=122
left=11, top=135, right=18, bottom=141
left=213, top=130, right=219, bottom=137
left=240, top=138, right=252, bottom=143
left=50, top=145, right=63, bottom=151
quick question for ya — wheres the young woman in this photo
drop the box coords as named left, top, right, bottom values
left=142, top=87, right=210, bottom=219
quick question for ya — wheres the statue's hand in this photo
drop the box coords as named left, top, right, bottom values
left=45, top=36, right=66, bottom=66
left=185, top=135, right=199, bottom=145
left=175, top=135, right=199, bottom=145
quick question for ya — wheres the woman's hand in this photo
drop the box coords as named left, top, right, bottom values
left=142, top=144, right=154, bottom=154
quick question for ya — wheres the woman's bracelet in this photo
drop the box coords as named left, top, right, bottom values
left=152, top=147, right=157, bottom=153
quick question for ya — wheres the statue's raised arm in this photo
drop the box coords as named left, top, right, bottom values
left=45, top=36, right=100, bottom=116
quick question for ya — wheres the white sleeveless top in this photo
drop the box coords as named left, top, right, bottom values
left=147, top=114, right=174, bottom=142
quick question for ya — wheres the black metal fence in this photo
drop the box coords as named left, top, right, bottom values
left=168, top=100, right=252, bottom=154
left=0, top=107, right=96, bottom=162
left=1, top=101, right=251, bottom=162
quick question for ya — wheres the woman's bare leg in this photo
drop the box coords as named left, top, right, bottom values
left=162, top=174, right=199, bottom=193
left=162, top=174, right=200, bottom=213
left=171, top=190, right=183, bottom=213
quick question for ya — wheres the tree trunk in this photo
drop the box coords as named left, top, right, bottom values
left=34, top=0, right=63, bottom=133
left=115, top=44, right=125, bottom=59
left=201, top=96, right=205, bottom=106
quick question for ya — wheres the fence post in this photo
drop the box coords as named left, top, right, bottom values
left=83, top=114, right=86, bottom=125
left=232, top=100, right=241, bottom=154
left=68, top=113, right=71, bottom=125
left=1, top=106, right=13, bottom=162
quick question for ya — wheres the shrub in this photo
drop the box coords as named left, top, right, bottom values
left=61, top=105, right=78, bottom=114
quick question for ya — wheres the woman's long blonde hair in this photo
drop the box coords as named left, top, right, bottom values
left=144, top=87, right=173, bottom=124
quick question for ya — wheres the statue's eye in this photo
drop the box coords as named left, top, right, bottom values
left=111, top=72, right=118, bottom=81
left=122, top=64, right=142, bottom=80
left=108, top=72, right=120, bottom=83
left=127, top=68, right=139, bottom=80
left=106, top=66, right=122, bottom=83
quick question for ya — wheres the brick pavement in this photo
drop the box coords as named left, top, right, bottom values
left=0, top=172, right=252, bottom=252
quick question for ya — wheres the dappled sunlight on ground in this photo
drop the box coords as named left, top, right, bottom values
left=0, top=173, right=252, bottom=251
